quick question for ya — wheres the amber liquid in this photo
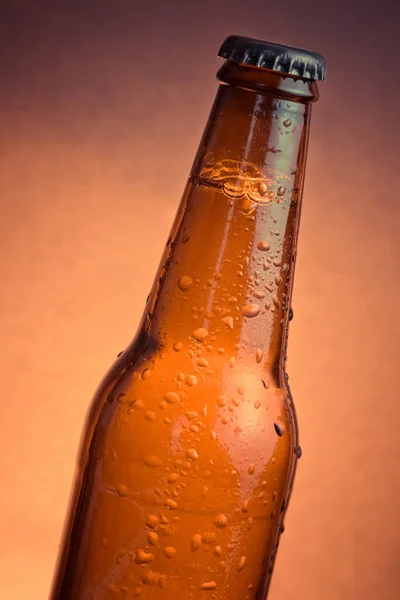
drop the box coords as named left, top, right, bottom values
left=51, top=171, right=300, bottom=600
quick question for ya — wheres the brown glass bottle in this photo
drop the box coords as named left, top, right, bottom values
left=50, top=36, right=325, bottom=600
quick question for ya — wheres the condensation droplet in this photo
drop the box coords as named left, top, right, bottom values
left=274, top=422, right=284, bottom=436
left=186, top=448, right=199, bottom=461
left=145, top=455, right=162, bottom=468
left=168, top=473, right=180, bottom=484
left=238, top=556, right=247, bottom=572
left=164, top=392, right=180, bottom=404
left=145, top=411, right=156, bottom=421
left=221, top=316, right=234, bottom=329
left=248, top=464, right=255, bottom=475
left=272, top=295, right=280, bottom=308
left=142, top=369, right=151, bottom=380
left=146, top=514, right=159, bottom=529
left=228, top=356, right=236, bottom=368
left=185, top=411, right=198, bottom=420
left=164, top=546, right=176, bottom=558
left=186, top=375, right=198, bottom=387
left=256, top=348, right=263, bottom=363
left=277, top=186, right=286, bottom=196
left=217, top=395, right=226, bottom=407
left=178, top=275, right=193, bottom=291
left=135, top=549, right=154, bottom=564
left=214, top=513, right=228, bottom=529
left=200, top=581, right=217, bottom=591
left=254, top=400, right=261, bottom=409
left=253, top=290, right=265, bottom=300
left=259, top=182, right=268, bottom=196
left=116, top=484, right=128, bottom=497
left=213, top=545, right=222, bottom=557
left=289, top=307, right=294, bottom=321
left=283, top=118, right=292, bottom=128
left=242, top=304, right=260, bottom=318
left=295, top=445, right=302, bottom=458
left=164, top=498, right=178, bottom=510
left=257, top=241, right=271, bottom=252
left=173, top=342, right=183, bottom=352
left=197, top=357, right=209, bottom=367
left=147, top=531, right=159, bottom=546
left=241, top=499, right=249, bottom=513
left=191, top=533, right=202, bottom=551
left=192, top=328, right=209, bottom=342
left=182, top=228, right=190, bottom=243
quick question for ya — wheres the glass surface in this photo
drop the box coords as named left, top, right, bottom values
left=50, top=62, right=318, bottom=600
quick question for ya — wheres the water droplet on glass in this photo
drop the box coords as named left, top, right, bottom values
left=294, top=445, right=302, bottom=458
left=214, top=545, right=222, bottom=557
left=191, top=533, right=202, bottom=551
left=168, top=473, right=180, bottom=484
left=256, top=348, right=263, bottom=363
left=164, top=498, right=178, bottom=510
left=254, top=400, right=261, bottom=409
left=146, top=514, right=159, bottom=529
left=274, top=422, right=284, bottom=437
left=214, top=513, right=228, bottom=529
left=277, top=186, right=286, bottom=196
left=289, top=307, right=294, bottom=321
left=145, top=455, right=162, bottom=467
left=259, top=182, right=268, bottom=196
left=283, top=118, right=292, bottom=128
left=145, top=411, right=156, bottom=421
left=241, top=499, right=249, bottom=513
left=242, top=304, right=260, bottom=318
left=257, top=240, right=271, bottom=252
left=186, top=448, right=199, bottom=461
left=164, top=392, right=180, bottom=404
left=221, top=316, right=234, bottom=329
left=197, top=357, right=209, bottom=367
left=116, top=483, right=128, bottom=497
left=164, top=546, right=176, bottom=558
left=147, top=531, right=159, bottom=546
left=192, top=328, right=209, bottom=342
left=228, top=356, right=236, bottom=368
left=135, top=549, right=154, bottom=564
left=178, top=275, right=193, bottom=291
left=253, top=290, right=265, bottom=300
left=185, top=411, right=198, bottom=420
left=186, top=374, right=198, bottom=387
left=238, top=556, right=247, bottom=572
left=142, top=369, right=151, bottom=380
left=182, top=228, right=190, bottom=243
left=200, top=581, right=217, bottom=591
left=173, top=341, right=183, bottom=352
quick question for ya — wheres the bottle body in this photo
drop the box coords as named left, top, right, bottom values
left=50, top=61, right=317, bottom=600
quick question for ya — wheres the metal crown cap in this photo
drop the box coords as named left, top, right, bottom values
left=218, top=35, right=326, bottom=82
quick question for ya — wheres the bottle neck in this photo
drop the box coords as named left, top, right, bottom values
left=135, top=64, right=316, bottom=385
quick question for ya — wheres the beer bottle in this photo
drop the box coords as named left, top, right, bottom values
left=50, top=35, right=326, bottom=600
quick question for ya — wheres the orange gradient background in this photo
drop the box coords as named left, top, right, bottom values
left=0, top=1, right=399, bottom=599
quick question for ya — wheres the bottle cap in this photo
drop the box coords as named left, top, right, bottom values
left=218, top=35, right=326, bottom=82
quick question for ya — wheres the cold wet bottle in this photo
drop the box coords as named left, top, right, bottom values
left=50, top=35, right=326, bottom=600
